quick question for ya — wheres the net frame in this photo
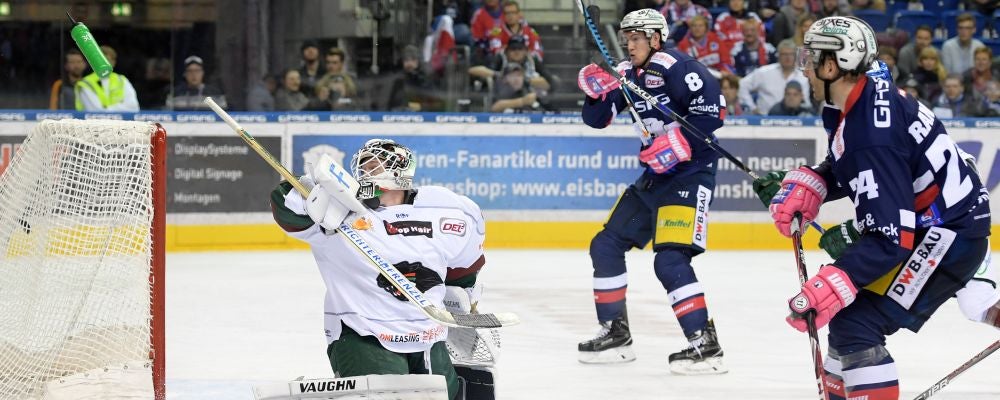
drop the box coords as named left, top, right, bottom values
left=0, top=119, right=166, bottom=399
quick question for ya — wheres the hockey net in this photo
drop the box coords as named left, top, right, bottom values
left=0, top=120, right=166, bottom=399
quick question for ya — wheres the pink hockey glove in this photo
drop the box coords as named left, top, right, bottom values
left=639, top=127, right=691, bottom=174
left=577, top=63, right=621, bottom=99
left=769, top=167, right=827, bottom=237
left=787, top=265, right=858, bottom=332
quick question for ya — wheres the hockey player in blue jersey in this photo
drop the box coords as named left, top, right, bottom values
left=766, top=16, right=991, bottom=399
left=574, top=8, right=727, bottom=375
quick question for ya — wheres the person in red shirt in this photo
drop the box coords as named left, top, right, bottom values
left=486, top=1, right=544, bottom=60
left=714, top=0, right=765, bottom=46
left=470, top=0, right=502, bottom=45
left=677, top=15, right=733, bottom=76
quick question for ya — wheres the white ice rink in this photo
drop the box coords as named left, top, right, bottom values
left=167, top=249, right=999, bottom=399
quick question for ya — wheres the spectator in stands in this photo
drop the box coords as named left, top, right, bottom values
left=247, top=73, right=277, bottom=112
left=963, top=0, right=998, bottom=21
left=731, top=19, right=776, bottom=76
left=768, top=0, right=809, bottom=46
left=962, top=47, right=999, bottom=95
left=913, top=46, right=947, bottom=101
left=984, top=80, right=1000, bottom=116
left=900, top=77, right=932, bottom=107
left=426, top=8, right=458, bottom=76
left=817, top=0, right=850, bottom=18
left=298, top=41, right=324, bottom=97
left=661, top=0, right=712, bottom=42
left=848, top=0, right=885, bottom=13
left=471, top=0, right=503, bottom=53
left=388, top=45, right=443, bottom=112
left=49, top=49, right=85, bottom=110
left=933, top=74, right=988, bottom=117
left=878, top=46, right=909, bottom=83
left=714, top=0, right=765, bottom=45
left=74, top=45, right=139, bottom=112
left=470, top=36, right=552, bottom=95
left=941, top=13, right=986, bottom=75
left=274, top=69, right=327, bottom=112
left=491, top=63, right=537, bottom=113
left=678, top=15, right=734, bottom=75
left=749, top=0, right=782, bottom=28
left=720, top=74, right=748, bottom=115
left=738, top=39, right=810, bottom=115
left=486, top=1, right=543, bottom=60
left=792, top=14, right=816, bottom=46
left=167, top=56, right=226, bottom=111
left=768, top=81, right=814, bottom=116
left=316, top=48, right=359, bottom=110
left=898, top=25, right=934, bottom=77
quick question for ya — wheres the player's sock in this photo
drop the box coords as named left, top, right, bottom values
left=592, top=272, right=628, bottom=322
left=578, top=311, right=635, bottom=364
left=668, top=319, right=726, bottom=375
left=654, top=250, right=709, bottom=338
left=841, top=345, right=899, bottom=400
left=822, top=349, right=847, bottom=400
left=590, top=230, right=633, bottom=321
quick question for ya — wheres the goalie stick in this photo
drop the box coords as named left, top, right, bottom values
left=912, top=340, right=999, bottom=400
left=574, top=0, right=651, bottom=146
left=203, top=97, right=519, bottom=329
left=790, top=213, right=829, bottom=400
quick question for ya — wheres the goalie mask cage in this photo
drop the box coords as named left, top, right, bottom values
left=0, top=120, right=166, bottom=399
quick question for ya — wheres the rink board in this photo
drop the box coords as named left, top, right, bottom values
left=0, top=111, right=999, bottom=250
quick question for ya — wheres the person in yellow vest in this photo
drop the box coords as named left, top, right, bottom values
left=75, top=45, right=139, bottom=111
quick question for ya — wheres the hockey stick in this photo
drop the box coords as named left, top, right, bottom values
left=912, top=340, right=1000, bottom=400
left=790, top=213, right=829, bottom=400
left=204, top=97, right=519, bottom=329
left=574, top=0, right=651, bottom=145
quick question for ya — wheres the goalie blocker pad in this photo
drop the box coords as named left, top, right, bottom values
left=252, top=375, right=447, bottom=400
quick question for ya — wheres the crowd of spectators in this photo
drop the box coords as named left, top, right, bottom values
left=42, top=0, right=1000, bottom=117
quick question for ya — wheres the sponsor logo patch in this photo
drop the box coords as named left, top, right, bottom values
left=298, top=379, right=358, bottom=393
left=440, top=218, right=467, bottom=236
left=645, top=75, right=665, bottom=88
left=383, top=220, right=433, bottom=237
left=887, top=227, right=955, bottom=309
left=692, top=186, right=711, bottom=249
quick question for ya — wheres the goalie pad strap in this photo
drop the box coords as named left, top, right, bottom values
left=252, top=375, right=448, bottom=400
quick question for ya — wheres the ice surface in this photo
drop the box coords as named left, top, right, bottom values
left=167, top=249, right=998, bottom=399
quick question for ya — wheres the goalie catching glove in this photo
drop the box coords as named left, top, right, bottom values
left=376, top=261, right=443, bottom=301
left=305, top=154, right=363, bottom=231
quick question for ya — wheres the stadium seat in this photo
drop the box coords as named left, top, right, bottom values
left=855, top=10, right=891, bottom=32
left=941, top=11, right=986, bottom=38
left=885, top=0, right=910, bottom=17
left=894, top=11, right=939, bottom=39
left=984, top=39, right=1000, bottom=57
left=922, top=0, right=959, bottom=14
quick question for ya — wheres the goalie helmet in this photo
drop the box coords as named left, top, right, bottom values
left=619, top=8, right=668, bottom=44
left=799, top=16, right=878, bottom=75
left=350, top=139, right=416, bottom=192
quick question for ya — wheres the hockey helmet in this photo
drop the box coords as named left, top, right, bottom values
left=350, top=139, right=416, bottom=192
left=619, top=8, right=669, bottom=44
left=799, top=16, right=878, bottom=75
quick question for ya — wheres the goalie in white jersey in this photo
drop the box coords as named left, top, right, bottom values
left=269, top=139, right=488, bottom=400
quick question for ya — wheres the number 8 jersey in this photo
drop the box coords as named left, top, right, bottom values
left=816, top=74, right=991, bottom=286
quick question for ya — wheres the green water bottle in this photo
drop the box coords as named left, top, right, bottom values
left=68, top=13, right=112, bottom=78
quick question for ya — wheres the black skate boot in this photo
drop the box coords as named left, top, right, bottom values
left=668, top=319, right=727, bottom=375
left=578, top=313, right=636, bottom=364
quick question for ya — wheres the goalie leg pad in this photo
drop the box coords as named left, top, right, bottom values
left=251, top=375, right=448, bottom=400
left=454, top=366, right=495, bottom=400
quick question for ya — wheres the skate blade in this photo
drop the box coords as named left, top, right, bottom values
left=669, top=356, right=728, bottom=375
left=578, top=346, right=637, bottom=364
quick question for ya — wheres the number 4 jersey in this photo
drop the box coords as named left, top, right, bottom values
left=817, top=75, right=991, bottom=287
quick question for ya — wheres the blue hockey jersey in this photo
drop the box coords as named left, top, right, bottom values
left=816, top=75, right=991, bottom=287
left=581, top=48, right=724, bottom=176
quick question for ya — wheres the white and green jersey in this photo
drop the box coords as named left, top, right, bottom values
left=277, top=185, right=486, bottom=353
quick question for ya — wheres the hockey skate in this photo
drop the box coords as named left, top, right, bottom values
left=668, top=319, right=727, bottom=375
left=578, top=314, right=636, bottom=364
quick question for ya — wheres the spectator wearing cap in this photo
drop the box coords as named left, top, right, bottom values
left=316, top=47, right=358, bottom=110
left=167, top=56, right=226, bottom=111
left=768, top=81, right=813, bottom=116
left=941, top=13, right=986, bottom=75
left=490, top=63, right=537, bottom=112
left=486, top=1, right=543, bottom=60
left=388, top=45, right=443, bottom=111
left=470, top=35, right=552, bottom=93
left=933, top=73, right=988, bottom=117
left=75, top=45, right=139, bottom=112
left=298, top=40, right=324, bottom=97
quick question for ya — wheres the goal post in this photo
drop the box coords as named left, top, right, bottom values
left=0, top=119, right=166, bottom=399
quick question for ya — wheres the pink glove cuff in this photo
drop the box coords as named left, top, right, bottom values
left=783, top=169, right=828, bottom=200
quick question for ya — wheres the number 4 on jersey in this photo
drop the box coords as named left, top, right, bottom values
left=849, top=169, right=879, bottom=206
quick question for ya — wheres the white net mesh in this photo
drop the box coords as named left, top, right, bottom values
left=0, top=120, right=157, bottom=398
